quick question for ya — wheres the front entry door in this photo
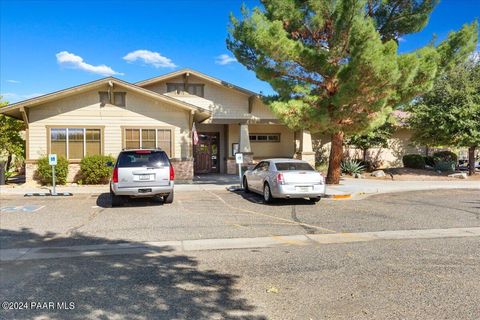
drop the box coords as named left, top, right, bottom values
left=194, top=132, right=220, bottom=174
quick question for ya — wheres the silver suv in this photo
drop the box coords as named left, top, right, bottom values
left=109, top=149, right=174, bottom=206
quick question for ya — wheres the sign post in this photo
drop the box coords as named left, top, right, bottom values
left=49, top=154, right=57, bottom=196
left=235, top=153, right=243, bottom=188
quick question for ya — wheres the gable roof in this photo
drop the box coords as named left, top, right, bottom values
left=136, top=68, right=260, bottom=97
left=0, top=77, right=211, bottom=119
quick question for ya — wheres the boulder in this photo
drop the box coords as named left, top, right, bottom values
left=448, top=172, right=467, bottom=179
left=370, top=170, right=386, bottom=177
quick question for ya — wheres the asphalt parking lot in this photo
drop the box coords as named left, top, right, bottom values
left=1, top=188, right=479, bottom=319
left=0, top=188, right=479, bottom=248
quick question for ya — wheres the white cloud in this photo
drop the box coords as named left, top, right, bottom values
left=56, top=51, right=123, bottom=76
left=6, top=79, right=20, bottom=84
left=215, top=54, right=237, bottom=65
left=1, top=92, right=44, bottom=103
left=398, top=37, right=406, bottom=43
left=123, top=50, right=176, bottom=68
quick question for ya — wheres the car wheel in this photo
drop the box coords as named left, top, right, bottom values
left=263, top=183, right=273, bottom=204
left=243, top=177, right=250, bottom=193
left=110, top=192, right=124, bottom=207
left=309, top=197, right=321, bottom=203
left=164, top=191, right=174, bottom=204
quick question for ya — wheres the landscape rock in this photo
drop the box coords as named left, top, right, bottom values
left=354, top=173, right=364, bottom=179
left=447, top=172, right=467, bottom=179
left=370, top=170, right=386, bottom=177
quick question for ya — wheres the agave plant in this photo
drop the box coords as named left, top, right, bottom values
left=341, top=159, right=365, bottom=175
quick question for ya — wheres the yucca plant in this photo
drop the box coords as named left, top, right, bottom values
left=341, top=159, right=365, bottom=175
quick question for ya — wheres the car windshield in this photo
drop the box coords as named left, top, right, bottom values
left=275, top=162, right=314, bottom=171
left=117, top=150, right=170, bottom=168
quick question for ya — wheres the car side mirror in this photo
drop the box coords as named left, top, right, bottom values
left=106, top=161, right=114, bottom=167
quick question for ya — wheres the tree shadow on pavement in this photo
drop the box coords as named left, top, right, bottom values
left=0, top=228, right=267, bottom=320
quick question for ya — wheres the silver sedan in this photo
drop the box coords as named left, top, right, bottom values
left=243, top=159, right=326, bottom=203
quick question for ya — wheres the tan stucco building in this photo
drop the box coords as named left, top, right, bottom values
left=0, top=69, right=316, bottom=182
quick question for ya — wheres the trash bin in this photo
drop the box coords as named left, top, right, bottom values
left=0, top=161, right=5, bottom=185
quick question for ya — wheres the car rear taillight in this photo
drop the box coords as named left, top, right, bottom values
left=112, top=167, right=118, bottom=183
left=169, top=165, right=175, bottom=181
left=277, top=172, right=285, bottom=185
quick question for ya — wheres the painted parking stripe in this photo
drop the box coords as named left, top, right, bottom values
left=0, top=205, right=45, bottom=213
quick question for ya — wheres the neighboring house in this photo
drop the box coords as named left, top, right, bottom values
left=0, top=69, right=315, bottom=183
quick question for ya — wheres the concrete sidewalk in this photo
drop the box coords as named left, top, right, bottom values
left=1, top=176, right=478, bottom=197
left=326, top=178, right=479, bottom=198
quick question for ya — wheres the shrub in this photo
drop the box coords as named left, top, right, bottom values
left=423, top=156, right=435, bottom=167
left=402, top=154, right=425, bottom=169
left=433, top=151, right=458, bottom=163
left=341, top=159, right=365, bottom=175
left=36, top=155, right=69, bottom=185
left=79, top=155, right=116, bottom=184
left=433, top=151, right=457, bottom=172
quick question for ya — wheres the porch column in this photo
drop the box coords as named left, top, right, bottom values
left=299, top=130, right=315, bottom=166
left=239, top=123, right=253, bottom=164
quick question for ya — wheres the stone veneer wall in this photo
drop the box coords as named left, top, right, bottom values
left=171, top=158, right=194, bottom=182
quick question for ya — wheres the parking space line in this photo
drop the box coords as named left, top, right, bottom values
left=206, top=190, right=337, bottom=234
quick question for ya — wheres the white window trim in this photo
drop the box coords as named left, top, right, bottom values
left=123, top=128, right=172, bottom=154
left=50, top=127, right=102, bottom=159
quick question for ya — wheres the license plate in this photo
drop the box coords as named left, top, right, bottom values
left=138, top=174, right=152, bottom=181
left=296, top=186, right=311, bottom=192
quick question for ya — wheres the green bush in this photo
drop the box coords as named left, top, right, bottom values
left=402, top=154, right=425, bottom=169
left=433, top=151, right=458, bottom=163
left=433, top=151, right=457, bottom=172
left=79, top=155, right=116, bottom=184
left=341, top=159, right=365, bottom=175
left=36, top=156, right=69, bottom=185
left=423, top=156, right=435, bottom=167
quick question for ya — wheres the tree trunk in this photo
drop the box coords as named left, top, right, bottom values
left=363, top=148, right=368, bottom=162
left=326, top=131, right=344, bottom=184
left=6, top=154, right=12, bottom=172
left=468, top=146, right=476, bottom=176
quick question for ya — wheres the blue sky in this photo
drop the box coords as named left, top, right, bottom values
left=1, top=0, right=478, bottom=103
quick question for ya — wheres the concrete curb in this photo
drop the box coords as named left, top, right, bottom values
left=2, top=227, right=479, bottom=262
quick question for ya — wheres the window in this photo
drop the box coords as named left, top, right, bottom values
left=49, top=127, right=102, bottom=159
left=86, top=129, right=101, bottom=156
left=51, top=128, right=67, bottom=157
left=142, top=129, right=156, bottom=149
left=117, top=150, right=170, bottom=168
left=166, top=83, right=204, bottom=97
left=249, top=133, right=280, bottom=143
left=114, top=92, right=126, bottom=107
left=157, top=129, right=172, bottom=157
left=253, top=161, right=270, bottom=171
left=125, top=129, right=140, bottom=149
left=123, top=128, right=173, bottom=157
left=275, top=162, right=314, bottom=171
left=68, top=128, right=84, bottom=159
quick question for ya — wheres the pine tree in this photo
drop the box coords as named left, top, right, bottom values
left=227, top=0, right=478, bottom=184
